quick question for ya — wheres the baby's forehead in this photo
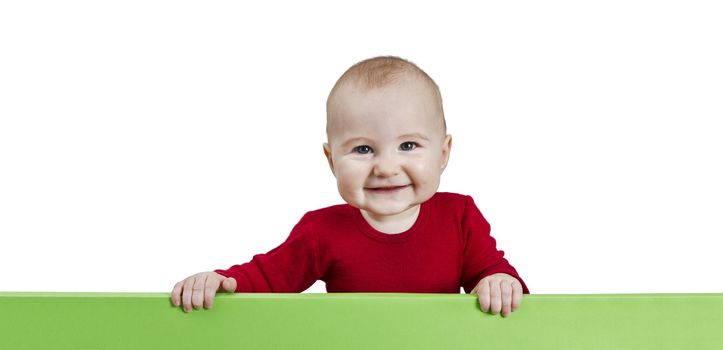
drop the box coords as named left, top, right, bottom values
left=329, top=75, right=440, bottom=118
left=336, top=124, right=438, bottom=140
left=327, top=102, right=445, bottom=145
left=326, top=60, right=446, bottom=140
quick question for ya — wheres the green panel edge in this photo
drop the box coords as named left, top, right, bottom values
left=1, top=292, right=722, bottom=349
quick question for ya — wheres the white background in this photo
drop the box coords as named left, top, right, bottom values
left=1, top=1, right=721, bottom=294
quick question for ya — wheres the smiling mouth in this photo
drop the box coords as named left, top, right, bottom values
left=366, top=185, right=411, bottom=193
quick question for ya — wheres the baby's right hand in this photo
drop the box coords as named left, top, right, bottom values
left=171, top=271, right=237, bottom=313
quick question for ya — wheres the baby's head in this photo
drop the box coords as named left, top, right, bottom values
left=323, top=56, right=452, bottom=220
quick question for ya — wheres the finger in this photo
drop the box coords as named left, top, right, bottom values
left=204, top=276, right=221, bottom=309
left=171, top=281, right=184, bottom=307
left=511, top=280, right=523, bottom=312
left=500, top=280, right=513, bottom=317
left=479, top=279, right=491, bottom=312
left=490, top=279, right=502, bottom=315
left=192, top=274, right=208, bottom=310
left=221, top=277, right=237, bottom=293
left=182, top=278, right=195, bottom=313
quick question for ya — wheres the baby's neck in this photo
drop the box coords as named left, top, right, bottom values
left=360, top=205, right=420, bottom=234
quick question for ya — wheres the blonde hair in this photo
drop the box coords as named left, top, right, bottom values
left=326, top=56, right=446, bottom=137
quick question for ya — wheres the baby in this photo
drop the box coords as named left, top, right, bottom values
left=171, top=56, right=529, bottom=317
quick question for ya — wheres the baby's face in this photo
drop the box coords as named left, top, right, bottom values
left=324, top=76, right=452, bottom=219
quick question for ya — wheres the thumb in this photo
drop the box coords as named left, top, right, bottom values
left=221, top=277, right=237, bottom=292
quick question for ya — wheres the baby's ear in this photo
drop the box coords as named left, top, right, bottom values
left=323, top=143, right=335, bottom=176
left=440, top=134, right=452, bottom=171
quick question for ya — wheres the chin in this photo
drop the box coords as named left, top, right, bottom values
left=366, top=202, right=416, bottom=216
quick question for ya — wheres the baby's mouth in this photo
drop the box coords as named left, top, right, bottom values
left=366, top=184, right=411, bottom=193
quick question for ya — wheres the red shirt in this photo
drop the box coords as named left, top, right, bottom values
left=216, top=192, right=529, bottom=294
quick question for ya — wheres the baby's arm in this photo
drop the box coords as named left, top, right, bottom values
left=171, top=271, right=237, bottom=313
left=470, top=273, right=523, bottom=318
left=459, top=195, right=529, bottom=317
left=170, top=212, right=323, bottom=313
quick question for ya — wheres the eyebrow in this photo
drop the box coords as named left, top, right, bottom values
left=399, top=133, right=430, bottom=141
left=341, top=133, right=430, bottom=148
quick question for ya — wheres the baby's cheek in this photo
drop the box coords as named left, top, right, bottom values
left=335, top=169, right=364, bottom=203
left=410, top=163, right=440, bottom=189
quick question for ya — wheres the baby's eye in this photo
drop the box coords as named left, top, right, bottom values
left=353, top=145, right=373, bottom=154
left=400, top=142, right=418, bottom=151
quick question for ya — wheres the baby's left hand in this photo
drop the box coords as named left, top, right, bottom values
left=470, top=273, right=523, bottom=318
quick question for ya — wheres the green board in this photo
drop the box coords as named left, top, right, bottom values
left=1, top=292, right=722, bottom=349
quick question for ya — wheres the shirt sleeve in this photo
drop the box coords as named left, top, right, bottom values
left=214, top=212, right=322, bottom=293
left=459, top=195, right=530, bottom=294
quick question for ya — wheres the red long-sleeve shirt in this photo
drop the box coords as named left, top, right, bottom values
left=215, top=192, right=529, bottom=294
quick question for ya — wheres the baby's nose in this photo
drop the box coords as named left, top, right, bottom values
left=372, top=153, right=401, bottom=177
